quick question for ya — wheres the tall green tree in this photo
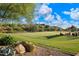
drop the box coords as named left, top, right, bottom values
left=0, top=3, right=35, bottom=24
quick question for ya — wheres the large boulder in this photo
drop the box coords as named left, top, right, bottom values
left=15, top=44, right=26, bottom=55
left=0, top=46, right=15, bottom=56
left=14, top=41, right=34, bottom=55
left=20, top=41, right=34, bottom=52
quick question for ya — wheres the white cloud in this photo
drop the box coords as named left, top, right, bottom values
left=71, top=21, right=79, bottom=28
left=55, top=13, right=63, bottom=26
left=38, top=4, right=52, bottom=15
left=35, top=21, right=46, bottom=25
left=51, top=20, right=58, bottom=26
left=63, top=11, right=70, bottom=15
left=34, top=15, right=39, bottom=20
left=39, top=22, right=45, bottom=24
left=45, top=14, right=54, bottom=21
left=34, top=3, right=54, bottom=22
left=55, top=13, right=62, bottom=21
left=63, top=8, right=79, bottom=20
left=50, top=13, right=72, bottom=29
left=49, top=13, right=63, bottom=27
left=61, top=21, right=72, bottom=29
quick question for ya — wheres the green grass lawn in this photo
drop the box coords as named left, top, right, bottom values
left=0, top=31, right=79, bottom=55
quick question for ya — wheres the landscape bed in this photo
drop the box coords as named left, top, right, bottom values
left=0, top=31, right=79, bottom=55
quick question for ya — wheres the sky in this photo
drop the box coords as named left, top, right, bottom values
left=33, top=3, right=79, bottom=29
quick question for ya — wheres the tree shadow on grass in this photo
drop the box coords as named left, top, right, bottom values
left=45, top=35, right=61, bottom=39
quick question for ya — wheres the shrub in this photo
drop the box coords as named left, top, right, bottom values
left=0, top=35, right=15, bottom=45
left=13, top=27, right=24, bottom=32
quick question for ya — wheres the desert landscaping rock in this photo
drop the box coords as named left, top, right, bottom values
left=0, top=46, right=15, bottom=56
left=24, top=46, right=70, bottom=56
left=15, top=44, right=26, bottom=55
left=14, top=41, right=34, bottom=55
left=20, top=41, right=34, bottom=52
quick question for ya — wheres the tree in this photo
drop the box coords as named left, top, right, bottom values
left=0, top=3, right=35, bottom=24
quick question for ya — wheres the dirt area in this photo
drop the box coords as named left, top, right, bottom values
left=17, top=46, right=72, bottom=56
left=75, top=53, right=79, bottom=56
left=0, top=45, right=74, bottom=56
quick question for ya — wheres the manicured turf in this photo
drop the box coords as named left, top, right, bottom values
left=0, top=31, right=79, bottom=55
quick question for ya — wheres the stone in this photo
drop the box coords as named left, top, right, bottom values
left=20, top=41, right=34, bottom=52
left=14, top=41, right=34, bottom=55
left=15, top=44, right=26, bottom=55
left=0, top=46, right=15, bottom=56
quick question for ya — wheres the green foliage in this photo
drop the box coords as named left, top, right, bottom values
left=0, top=35, right=15, bottom=45
left=0, top=24, right=78, bottom=33
left=0, top=3, right=35, bottom=23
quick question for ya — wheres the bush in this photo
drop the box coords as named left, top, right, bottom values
left=0, top=35, right=15, bottom=45
left=13, top=26, right=24, bottom=32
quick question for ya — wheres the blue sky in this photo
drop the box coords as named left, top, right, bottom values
left=33, top=3, right=79, bottom=29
